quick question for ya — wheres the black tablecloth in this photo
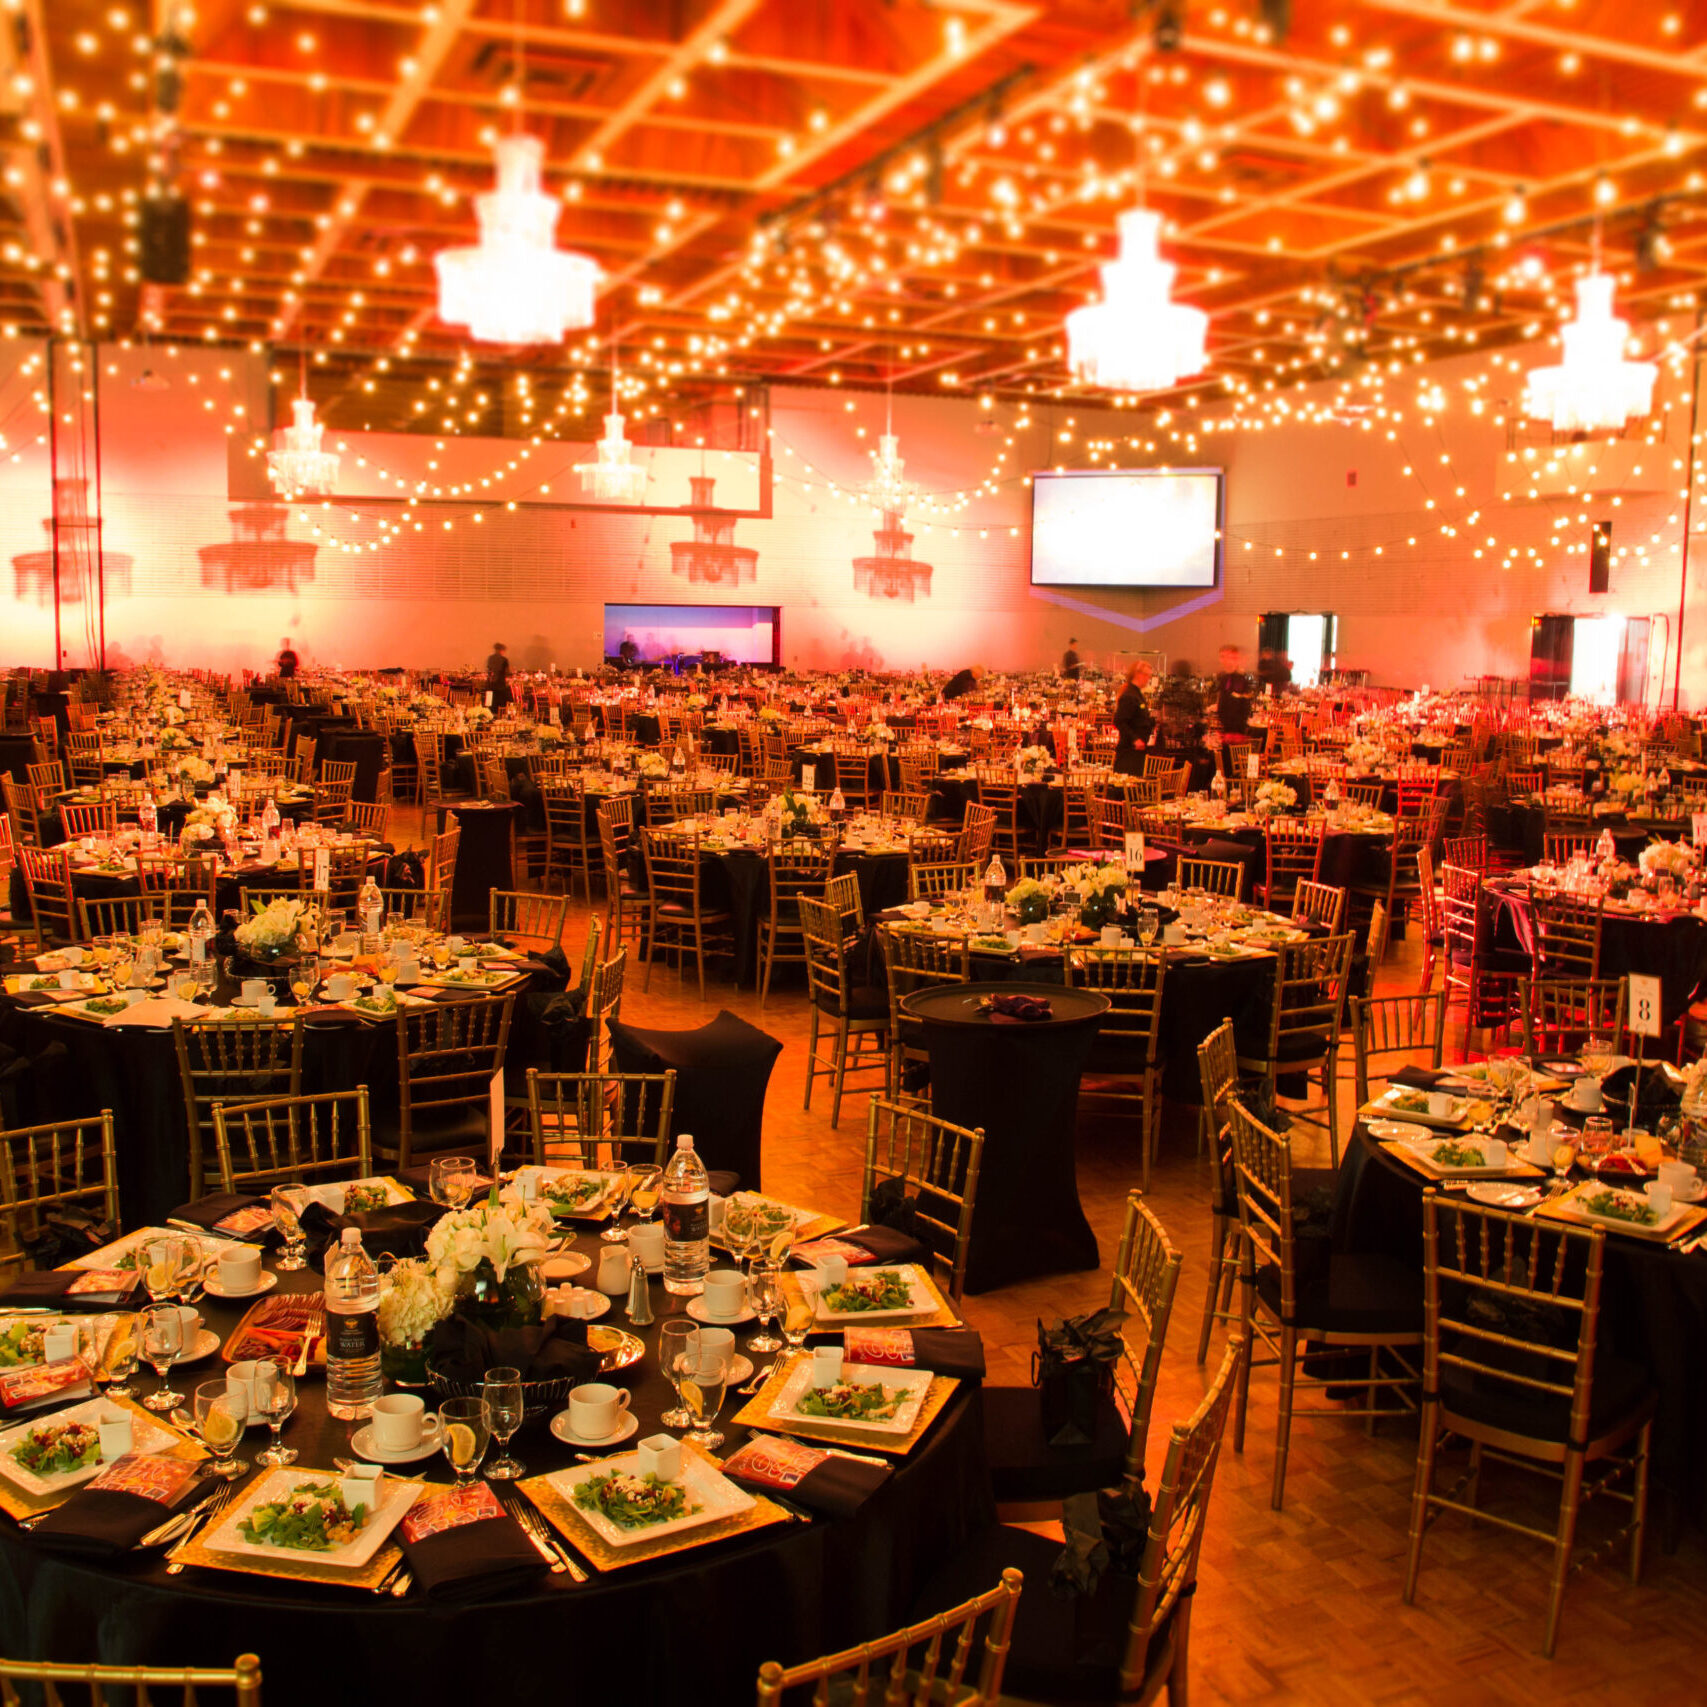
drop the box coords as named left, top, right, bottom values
left=607, top=1010, right=782, bottom=1190
left=440, top=802, right=522, bottom=930
left=0, top=1238, right=989, bottom=1703
left=0, top=731, right=35, bottom=784
left=901, top=982, right=1107, bottom=1292
left=316, top=730, right=386, bottom=803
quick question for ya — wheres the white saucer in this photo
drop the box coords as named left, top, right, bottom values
left=1465, top=1182, right=1543, bottom=1209
left=547, top=1286, right=610, bottom=1321
left=169, top=1328, right=222, bottom=1365
left=202, top=1270, right=278, bottom=1300
left=228, top=994, right=277, bottom=1009
left=685, top=1298, right=755, bottom=1326
left=540, top=1252, right=592, bottom=1283
left=725, top=1354, right=754, bottom=1386
left=548, top=1409, right=639, bottom=1450
left=1673, top=1179, right=1706, bottom=1204
left=349, top=1424, right=445, bottom=1465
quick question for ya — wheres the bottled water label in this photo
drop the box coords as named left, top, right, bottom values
left=662, top=1199, right=708, bottom=1245
left=327, top=1307, right=378, bottom=1363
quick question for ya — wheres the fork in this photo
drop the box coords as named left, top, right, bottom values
left=165, top=1483, right=242, bottom=1574
left=737, top=1361, right=777, bottom=1396
left=505, top=1491, right=587, bottom=1583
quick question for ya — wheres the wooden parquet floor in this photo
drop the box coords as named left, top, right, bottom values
left=414, top=810, right=1707, bottom=1705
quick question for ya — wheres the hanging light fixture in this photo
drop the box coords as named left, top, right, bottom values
left=435, top=133, right=601, bottom=344
left=267, top=394, right=339, bottom=499
left=574, top=345, right=647, bottom=502
left=1523, top=270, right=1656, bottom=434
left=1066, top=207, right=1207, bottom=392
left=864, top=432, right=917, bottom=516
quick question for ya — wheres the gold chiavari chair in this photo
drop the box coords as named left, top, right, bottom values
left=18, top=845, right=78, bottom=949
left=641, top=827, right=734, bottom=1000
left=879, top=789, right=930, bottom=822
left=173, top=1015, right=305, bottom=1199
left=1176, top=855, right=1243, bottom=900
left=430, top=826, right=460, bottom=925
left=1259, top=817, right=1324, bottom=914
left=1522, top=975, right=1627, bottom=1057
left=346, top=800, right=390, bottom=839
left=957, top=802, right=996, bottom=868
left=824, top=868, right=864, bottom=948
left=759, top=842, right=832, bottom=1004
left=1067, top=948, right=1168, bottom=1189
left=542, top=776, right=595, bottom=903
left=78, top=895, right=153, bottom=939
left=1350, top=991, right=1447, bottom=1108
left=212, top=1088, right=372, bottom=1195
left=584, top=948, right=627, bottom=1080
left=0, top=1112, right=119, bottom=1271
left=881, top=925, right=969, bottom=1103
left=799, top=894, right=888, bottom=1130
left=1531, top=887, right=1603, bottom=981
left=27, top=759, right=66, bottom=796
left=524, top=1067, right=676, bottom=1170
left=378, top=992, right=514, bottom=1169
left=1404, top=1191, right=1655, bottom=1658
left=1195, top=1017, right=1242, bottom=1364
left=860, top=1096, right=984, bottom=1300
left=972, top=772, right=1023, bottom=862
left=488, top=888, right=568, bottom=955
left=597, top=798, right=646, bottom=952
left=1291, top=877, right=1347, bottom=934
left=0, top=1652, right=262, bottom=1705
left=59, top=800, right=117, bottom=840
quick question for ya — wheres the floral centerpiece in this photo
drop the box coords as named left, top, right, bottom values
left=1014, top=744, right=1055, bottom=780
left=465, top=705, right=494, bottom=730
left=1343, top=738, right=1383, bottom=772
left=158, top=728, right=192, bottom=752
left=1006, top=875, right=1055, bottom=925
left=758, top=705, right=783, bottom=723
left=174, top=755, right=215, bottom=787
left=637, top=751, right=670, bottom=780
left=774, top=788, right=825, bottom=840
left=233, top=896, right=310, bottom=964
left=863, top=721, right=895, bottom=742
left=686, top=692, right=708, bottom=710
left=1062, top=861, right=1127, bottom=930
left=425, top=1188, right=553, bottom=1328
left=377, top=1257, right=454, bottom=1386
left=1639, top=841, right=1694, bottom=883
left=1253, top=780, right=1298, bottom=817
left=1607, top=769, right=1644, bottom=800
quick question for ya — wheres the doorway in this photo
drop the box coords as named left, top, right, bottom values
left=1257, top=612, right=1338, bottom=690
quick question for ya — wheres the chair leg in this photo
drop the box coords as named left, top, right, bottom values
left=1270, top=1326, right=1298, bottom=1511
left=1402, top=1402, right=1439, bottom=1605
left=1233, top=1266, right=1255, bottom=1453
left=1629, top=1421, right=1652, bottom=1583
left=642, top=910, right=657, bottom=990
left=830, top=1019, right=849, bottom=1130
left=1543, top=1451, right=1587, bottom=1658
left=759, top=927, right=773, bottom=1006
left=1196, top=1208, right=1227, bottom=1365
left=803, top=1007, right=819, bottom=1111
left=693, top=920, right=706, bottom=1003
left=1325, top=1065, right=1340, bottom=1169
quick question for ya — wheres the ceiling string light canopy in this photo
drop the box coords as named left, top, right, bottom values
left=1522, top=268, right=1656, bottom=434
left=266, top=380, right=339, bottom=499
left=435, top=133, right=601, bottom=345
left=575, top=344, right=648, bottom=502
left=1066, top=206, right=1207, bottom=393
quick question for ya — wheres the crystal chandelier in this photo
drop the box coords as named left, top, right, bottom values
left=1066, top=207, right=1207, bottom=393
left=435, top=134, right=601, bottom=345
left=574, top=349, right=647, bottom=502
left=1523, top=271, right=1656, bottom=434
left=266, top=396, right=339, bottom=498
left=864, top=432, right=917, bottom=516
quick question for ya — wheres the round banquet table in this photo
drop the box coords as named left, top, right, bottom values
left=900, top=981, right=1108, bottom=1292
left=1490, top=800, right=1678, bottom=867
left=1335, top=1124, right=1707, bottom=1528
left=0, top=1239, right=990, bottom=1703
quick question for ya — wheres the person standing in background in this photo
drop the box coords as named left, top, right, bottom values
left=1214, top=645, right=1253, bottom=736
left=941, top=664, right=983, bottom=701
left=486, top=641, right=512, bottom=711
left=1061, top=638, right=1081, bottom=680
left=275, top=637, right=298, bottom=679
left=1112, top=660, right=1155, bottom=775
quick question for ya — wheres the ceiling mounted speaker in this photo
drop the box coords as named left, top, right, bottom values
left=140, top=194, right=190, bottom=286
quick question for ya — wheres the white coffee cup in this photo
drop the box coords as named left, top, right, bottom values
left=256, top=992, right=277, bottom=1017
left=815, top=1254, right=848, bottom=1288
left=701, top=1268, right=747, bottom=1320
left=1570, top=1077, right=1603, bottom=1113
left=812, top=1345, right=845, bottom=1386
left=240, top=978, right=267, bottom=1003
left=171, top=1306, right=202, bottom=1343
left=1483, top=1138, right=1508, bottom=1167
left=568, top=1381, right=631, bottom=1441
left=226, top=1360, right=262, bottom=1421
left=217, top=1247, right=263, bottom=1294
left=371, top=1393, right=439, bottom=1453
left=1162, top=923, right=1185, bottom=945
left=1658, top=1160, right=1696, bottom=1197
left=96, top=1409, right=133, bottom=1461
left=1525, top=1130, right=1555, bottom=1166
left=697, top=1327, right=736, bottom=1368
left=1646, top=1180, right=1674, bottom=1217
left=1100, top=925, right=1122, bottom=946
left=326, top=973, right=355, bottom=1000
left=629, top=1223, right=665, bottom=1273
left=636, top=1433, right=682, bottom=1481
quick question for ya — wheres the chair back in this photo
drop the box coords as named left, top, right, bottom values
left=0, top=1113, right=119, bottom=1267
left=347, top=800, right=390, bottom=839
left=78, top=895, right=151, bottom=940
left=1263, top=818, right=1323, bottom=906
left=908, top=858, right=974, bottom=901
left=824, top=869, right=864, bottom=942
left=833, top=749, right=873, bottom=810
left=1068, top=948, right=1166, bottom=1063
left=1522, top=976, right=1626, bottom=1058
left=642, top=828, right=705, bottom=913
left=755, top=1570, right=1023, bottom=1707
left=799, top=895, right=853, bottom=1015
left=394, top=994, right=514, bottom=1168
left=173, top=1016, right=305, bottom=1198
left=60, top=800, right=118, bottom=840
left=1442, top=834, right=1488, bottom=871
left=212, top=1088, right=372, bottom=1194
left=1292, top=878, right=1346, bottom=934
left=489, top=889, right=568, bottom=953
left=879, top=789, right=929, bottom=822
left=1531, top=888, right=1602, bottom=980
left=0, top=1653, right=262, bottom=1706
left=1228, top=1097, right=1300, bottom=1315
left=586, top=948, right=627, bottom=1076
left=1107, top=1191, right=1183, bottom=1485
left=525, top=1068, right=677, bottom=1169
left=861, top=1097, right=984, bottom=1299
left=18, top=846, right=77, bottom=945
left=1351, top=991, right=1447, bottom=1107
left=1197, top=1017, right=1239, bottom=1215
left=957, top=803, right=995, bottom=866
left=430, top=826, right=460, bottom=915
left=1259, top=934, right=1353, bottom=1072
left=576, top=915, right=603, bottom=996
left=1177, top=856, right=1243, bottom=900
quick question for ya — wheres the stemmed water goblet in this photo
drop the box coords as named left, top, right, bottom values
left=270, top=1186, right=307, bottom=1271
left=140, top=1304, right=184, bottom=1412
left=439, top=1398, right=489, bottom=1486
left=747, top=1262, right=784, bottom=1356
left=481, top=1366, right=525, bottom=1481
left=624, top=1164, right=662, bottom=1232
left=254, top=1364, right=297, bottom=1466
left=680, top=1346, right=732, bottom=1452
left=658, top=1321, right=700, bottom=1430
left=194, top=1380, right=248, bottom=1479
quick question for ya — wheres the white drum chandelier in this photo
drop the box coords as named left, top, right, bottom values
left=1065, top=207, right=1206, bottom=393
left=1523, top=271, right=1656, bottom=434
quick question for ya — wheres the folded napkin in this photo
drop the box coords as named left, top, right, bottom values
left=1388, top=1065, right=1448, bottom=1091
left=720, top=1434, right=892, bottom=1519
left=169, top=1193, right=278, bottom=1243
left=0, top=1356, right=97, bottom=1415
left=843, top=1325, right=984, bottom=1382
left=794, top=1226, right=928, bottom=1270
left=427, top=1314, right=602, bottom=1389
left=396, top=1481, right=547, bottom=1601
left=300, top=1199, right=441, bottom=1262
left=0, top=1268, right=144, bottom=1312
left=33, top=1453, right=214, bottom=1559
left=982, top=993, right=1053, bottom=1024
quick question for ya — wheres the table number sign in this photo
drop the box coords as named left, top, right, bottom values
left=801, top=764, right=816, bottom=794
left=1628, top=973, right=1662, bottom=1040
left=1693, top=812, right=1707, bottom=850
left=1246, top=750, right=1261, bottom=780
left=313, top=847, right=330, bottom=890
left=1123, top=831, right=1145, bottom=875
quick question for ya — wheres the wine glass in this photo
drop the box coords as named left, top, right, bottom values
left=100, top=1326, right=139, bottom=1399
left=270, top=1186, right=307, bottom=1271
left=722, top=1201, right=756, bottom=1274
left=680, top=1346, right=732, bottom=1452
left=624, top=1164, right=662, bottom=1231
left=780, top=1296, right=814, bottom=1359
left=110, top=953, right=134, bottom=991
left=429, top=1156, right=478, bottom=1210
left=142, top=1237, right=190, bottom=1306
left=290, top=955, right=318, bottom=1009
left=747, top=1262, right=784, bottom=1355
left=481, top=1366, right=525, bottom=1481
left=439, top=1397, right=489, bottom=1486
left=174, top=972, right=200, bottom=1004
left=600, top=1169, right=639, bottom=1243
left=658, top=1320, right=700, bottom=1430
left=194, top=1379, right=248, bottom=1478
left=140, top=1304, right=184, bottom=1412
left=253, top=1363, right=297, bottom=1466
left=1139, top=907, right=1160, bottom=949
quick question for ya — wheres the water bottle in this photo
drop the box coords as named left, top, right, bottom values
left=324, top=1228, right=382, bottom=1419
left=359, top=876, right=384, bottom=944
left=984, top=853, right=1007, bottom=926
left=261, top=795, right=280, bottom=842
left=1596, top=827, right=1617, bottom=865
left=661, top=1133, right=710, bottom=1296
left=671, top=743, right=687, bottom=776
left=187, top=898, right=215, bottom=990
left=829, top=784, right=846, bottom=823
left=138, top=788, right=157, bottom=847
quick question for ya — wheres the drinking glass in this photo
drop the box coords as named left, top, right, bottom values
left=481, top=1366, right=525, bottom=1481
left=142, top=1236, right=190, bottom=1306
left=290, top=956, right=318, bottom=1009
left=174, top=973, right=199, bottom=1004
left=270, top=1186, right=307, bottom=1271
left=681, top=1346, right=732, bottom=1452
left=100, top=1327, right=139, bottom=1399
left=747, top=1262, right=784, bottom=1355
left=780, top=1296, right=814, bottom=1357
left=428, top=1156, right=479, bottom=1210
left=1138, top=907, right=1159, bottom=949
left=110, top=953, right=135, bottom=991
left=625, top=1164, right=663, bottom=1229
left=658, top=1320, right=700, bottom=1430
left=439, top=1397, right=489, bottom=1486
left=600, top=1168, right=639, bottom=1243
left=254, top=1364, right=297, bottom=1466
left=140, top=1304, right=184, bottom=1412
left=194, top=1379, right=248, bottom=1478
left=722, top=1202, right=756, bottom=1273
left=1582, top=1116, right=1616, bottom=1159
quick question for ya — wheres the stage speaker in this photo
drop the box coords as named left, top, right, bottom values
left=1589, top=520, right=1611, bottom=594
left=140, top=195, right=191, bottom=286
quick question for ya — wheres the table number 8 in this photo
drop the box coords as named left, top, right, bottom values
left=1628, top=973, right=1662, bottom=1041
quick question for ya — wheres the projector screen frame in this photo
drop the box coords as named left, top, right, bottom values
left=1027, top=466, right=1225, bottom=591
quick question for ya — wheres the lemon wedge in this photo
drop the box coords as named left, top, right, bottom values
left=202, top=1404, right=242, bottom=1448
left=768, top=1229, right=793, bottom=1263
left=678, top=1378, right=704, bottom=1417
left=446, top=1421, right=481, bottom=1467
left=145, top=1262, right=176, bottom=1293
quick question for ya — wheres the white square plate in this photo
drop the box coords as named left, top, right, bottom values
left=797, top=1265, right=934, bottom=1324
left=1374, top=1088, right=1471, bottom=1129
left=201, top=1467, right=421, bottom=1569
left=0, top=1398, right=178, bottom=1496
left=68, top=1227, right=243, bottom=1272
left=765, top=1360, right=933, bottom=1437
left=550, top=1451, right=753, bottom=1548
left=520, top=1167, right=621, bottom=1217
left=1564, top=1184, right=1690, bottom=1239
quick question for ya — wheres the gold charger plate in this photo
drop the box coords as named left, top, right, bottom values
left=729, top=1352, right=959, bottom=1457
left=1532, top=1190, right=1707, bottom=1245
left=779, top=1265, right=961, bottom=1333
left=168, top=1527, right=404, bottom=1591
left=519, top=1444, right=790, bottom=1574
left=0, top=1391, right=205, bottom=1522
left=1377, top=1142, right=1546, bottom=1184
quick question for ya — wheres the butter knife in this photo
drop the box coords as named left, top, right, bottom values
left=501, top=1492, right=564, bottom=1574
left=509, top=1495, right=586, bottom=1583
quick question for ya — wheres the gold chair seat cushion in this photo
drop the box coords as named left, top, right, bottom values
left=653, top=902, right=730, bottom=923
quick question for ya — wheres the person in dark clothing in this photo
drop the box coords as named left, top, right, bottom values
left=1214, top=645, right=1253, bottom=735
left=1112, top=660, right=1155, bottom=776
left=486, top=642, right=512, bottom=711
left=1061, top=639, right=1081, bottom=680
left=275, top=638, right=298, bottom=679
left=941, top=665, right=983, bottom=701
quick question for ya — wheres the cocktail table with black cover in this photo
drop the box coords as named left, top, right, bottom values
left=438, top=800, right=523, bottom=930
left=0, top=1234, right=989, bottom=1704
left=900, top=981, right=1108, bottom=1292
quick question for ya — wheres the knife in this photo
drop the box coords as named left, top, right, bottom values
left=166, top=1219, right=241, bottom=1243
left=508, top=1494, right=586, bottom=1583
left=501, top=1492, right=564, bottom=1574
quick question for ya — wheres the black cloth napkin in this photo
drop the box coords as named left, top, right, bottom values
left=0, top=1268, right=143, bottom=1312
left=984, top=993, right=1053, bottom=1024
left=721, top=1435, right=892, bottom=1519
left=794, top=1226, right=929, bottom=1269
left=1388, top=1065, right=1448, bottom=1091
left=169, top=1193, right=279, bottom=1244
left=33, top=1454, right=214, bottom=1559
left=842, top=1325, right=985, bottom=1382
left=299, top=1199, right=442, bottom=1261
left=396, top=1482, right=548, bottom=1601
left=426, top=1313, right=602, bottom=1388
